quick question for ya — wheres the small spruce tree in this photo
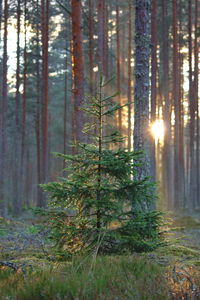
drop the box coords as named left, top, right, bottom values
left=42, top=76, right=163, bottom=255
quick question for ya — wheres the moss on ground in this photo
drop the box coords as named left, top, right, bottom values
left=0, top=255, right=169, bottom=300
left=1, top=214, right=200, bottom=299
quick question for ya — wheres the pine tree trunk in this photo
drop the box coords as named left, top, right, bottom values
left=41, top=0, right=49, bottom=201
left=172, top=0, right=180, bottom=209
left=21, top=0, right=27, bottom=207
left=0, top=0, right=8, bottom=216
left=134, top=0, right=151, bottom=210
left=150, top=0, right=157, bottom=181
left=104, top=3, right=108, bottom=78
left=194, top=0, right=199, bottom=207
left=71, top=0, right=85, bottom=144
left=63, top=42, right=68, bottom=171
left=0, top=0, right=2, bottom=42
left=134, top=0, right=151, bottom=176
left=97, top=0, right=105, bottom=75
left=88, top=0, right=94, bottom=94
left=36, top=0, right=42, bottom=206
left=161, top=0, right=173, bottom=208
left=188, top=0, right=195, bottom=208
left=127, top=0, right=132, bottom=151
left=116, top=0, right=122, bottom=134
left=13, top=0, right=21, bottom=215
left=178, top=3, right=185, bottom=208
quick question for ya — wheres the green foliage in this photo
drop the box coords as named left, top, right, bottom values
left=0, top=228, right=8, bottom=237
left=42, top=76, right=163, bottom=255
left=0, top=256, right=169, bottom=300
left=25, top=225, right=40, bottom=235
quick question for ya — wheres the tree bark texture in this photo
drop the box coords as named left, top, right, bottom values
left=134, top=0, right=151, bottom=180
left=71, top=0, right=85, bottom=144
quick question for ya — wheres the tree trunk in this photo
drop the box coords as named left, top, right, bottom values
left=88, top=0, right=94, bottom=94
left=161, top=0, right=173, bottom=208
left=0, top=0, right=8, bottom=216
left=194, top=0, right=199, bottom=207
left=71, top=0, right=85, bottom=144
left=172, top=0, right=180, bottom=210
left=116, top=0, right=122, bottom=134
left=127, top=0, right=132, bottom=151
left=36, top=0, right=42, bottom=206
left=41, top=0, right=49, bottom=201
left=188, top=0, right=195, bottom=208
left=134, top=0, right=151, bottom=195
left=178, top=2, right=185, bottom=208
left=21, top=0, right=27, bottom=207
left=13, top=0, right=21, bottom=215
left=63, top=42, right=68, bottom=171
left=150, top=0, right=157, bottom=181
left=97, top=0, right=105, bottom=75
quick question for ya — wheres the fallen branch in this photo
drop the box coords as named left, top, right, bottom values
left=0, top=261, right=19, bottom=272
left=0, top=261, right=33, bottom=275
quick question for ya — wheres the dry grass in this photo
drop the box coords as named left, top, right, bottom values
left=0, top=255, right=169, bottom=300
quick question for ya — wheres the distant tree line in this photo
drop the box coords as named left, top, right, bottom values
left=0, top=0, right=199, bottom=215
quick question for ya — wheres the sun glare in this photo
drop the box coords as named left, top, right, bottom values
left=151, top=119, right=165, bottom=143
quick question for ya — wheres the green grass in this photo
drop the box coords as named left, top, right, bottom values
left=25, top=224, right=40, bottom=235
left=2, top=213, right=200, bottom=299
left=0, top=255, right=169, bottom=300
left=157, top=244, right=200, bottom=258
left=0, top=228, right=8, bottom=237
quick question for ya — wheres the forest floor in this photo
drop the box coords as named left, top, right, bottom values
left=1, top=212, right=200, bottom=299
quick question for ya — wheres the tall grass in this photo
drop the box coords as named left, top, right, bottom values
left=0, top=255, right=169, bottom=300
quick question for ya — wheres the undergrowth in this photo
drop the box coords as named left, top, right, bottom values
left=0, top=255, right=169, bottom=300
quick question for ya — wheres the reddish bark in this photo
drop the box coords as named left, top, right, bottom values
left=127, top=0, right=132, bottom=151
left=97, top=0, right=106, bottom=75
left=88, top=0, right=94, bottom=93
left=116, top=0, right=122, bottom=133
left=71, top=0, right=85, bottom=144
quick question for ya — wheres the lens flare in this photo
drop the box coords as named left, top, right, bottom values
left=151, top=119, right=165, bottom=143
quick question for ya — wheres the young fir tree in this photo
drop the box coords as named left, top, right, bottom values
left=42, top=76, right=162, bottom=255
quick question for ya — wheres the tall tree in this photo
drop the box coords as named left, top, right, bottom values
left=116, top=0, right=122, bottom=134
left=188, top=0, right=195, bottom=207
left=20, top=0, right=27, bottom=207
left=0, top=0, right=8, bottom=216
left=172, top=0, right=180, bottom=209
left=97, top=0, right=106, bottom=75
left=63, top=40, right=68, bottom=171
left=161, top=0, right=173, bottom=208
left=178, top=0, right=185, bottom=207
left=13, top=0, right=21, bottom=215
left=150, top=0, right=157, bottom=180
left=127, top=0, right=132, bottom=151
left=88, top=0, right=94, bottom=94
left=71, top=0, right=85, bottom=144
left=194, top=0, right=199, bottom=207
left=41, top=0, right=49, bottom=201
left=134, top=0, right=151, bottom=207
left=36, top=0, right=42, bottom=207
